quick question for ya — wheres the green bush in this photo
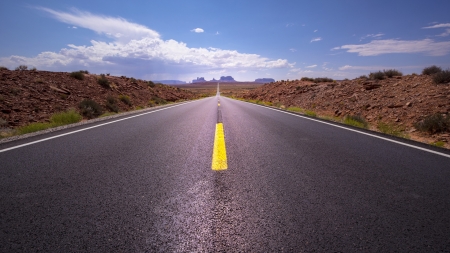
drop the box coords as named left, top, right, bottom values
left=344, top=115, right=368, bottom=129
left=18, top=122, right=50, bottom=134
left=377, top=122, right=408, bottom=138
left=150, top=96, right=167, bottom=105
left=422, top=65, right=442, bottom=75
left=148, top=81, right=156, bottom=88
left=301, top=77, right=315, bottom=82
left=50, top=109, right=82, bottom=126
left=0, top=66, right=8, bottom=70
left=383, top=69, right=402, bottom=78
left=79, top=99, right=103, bottom=119
left=105, top=96, right=119, bottom=112
left=359, top=75, right=368, bottom=79
left=432, top=70, right=450, bottom=84
left=305, top=110, right=316, bottom=117
left=314, top=77, right=334, bottom=83
left=414, top=114, right=450, bottom=134
left=369, top=71, right=385, bottom=80
left=287, top=107, right=304, bottom=113
left=15, top=65, right=28, bottom=71
left=70, top=71, right=85, bottom=80
left=80, top=70, right=89, bottom=74
left=119, top=95, right=132, bottom=106
left=97, top=74, right=110, bottom=88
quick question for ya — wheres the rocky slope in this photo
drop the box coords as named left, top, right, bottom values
left=242, top=74, right=450, bottom=148
left=0, top=69, right=198, bottom=128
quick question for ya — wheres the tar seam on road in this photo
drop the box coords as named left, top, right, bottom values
left=212, top=97, right=228, bottom=170
left=0, top=100, right=200, bottom=153
left=240, top=100, right=450, bottom=159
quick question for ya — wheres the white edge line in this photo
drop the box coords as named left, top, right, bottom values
left=0, top=100, right=200, bottom=153
left=231, top=98, right=450, bottom=159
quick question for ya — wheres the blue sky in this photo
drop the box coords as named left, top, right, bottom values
left=1, top=0, right=450, bottom=82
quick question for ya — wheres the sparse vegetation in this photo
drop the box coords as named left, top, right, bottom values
left=359, top=75, right=368, bottom=79
left=383, top=69, right=403, bottom=78
left=100, top=112, right=117, bottom=117
left=430, top=141, right=445, bottom=148
left=30, top=67, right=37, bottom=71
left=70, top=71, right=85, bottom=80
left=422, top=65, right=442, bottom=75
left=377, top=122, right=409, bottom=138
left=79, top=99, right=103, bottom=119
left=314, top=77, right=334, bottom=83
left=15, top=65, right=28, bottom=71
left=119, top=95, right=132, bottom=106
left=432, top=70, right=450, bottom=84
left=304, top=110, right=317, bottom=117
left=301, top=77, right=315, bottom=82
left=343, top=115, right=368, bottom=129
left=150, top=96, right=167, bottom=105
left=17, top=110, right=82, bottom=135
left=148, top=81, right=156, bottom=88
left=369, top=71, right=385, bottom=80
left=18, top=122, right=50, bottom=134
left=105, top=96, right=119, bottom=112
left=287, top=106, right=304, bottom=113
left=414, top=114, right=450, bottom=134
left=79, top=70, right=89, bottom=74
left=50, top=109, right=82, bottom=126
left=97, top=74, right=110, bottom=88
left=0, top=66, right=8, bottom=70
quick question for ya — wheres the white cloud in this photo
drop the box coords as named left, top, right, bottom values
left=333, top=39, right=450, bottom=56
left=423, top=23, right=450, bottom=37
left=215, top=31, right=220, bottom=35
left=306, top=65, right=317, bottom=68
left=37, top=7, right=159, bottom=42
left=0, top=7, right=294, bottom=80
left=314, top=30, right=318, bottom=33
left=338, top=65, right=421, bottom=71
left=191, top=28, right=204, bottom=33
left=360, top=33, right=384, bottom=41
left=423, top=23, right=450, bottom=29
left=310, top=37, right=322, bottom=43
left=289, top=48, right=297, bottom=52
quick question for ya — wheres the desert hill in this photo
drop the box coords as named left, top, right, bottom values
left=241, top=74, right=450, bottom=148
left=0, top=69, right=198, bottom=129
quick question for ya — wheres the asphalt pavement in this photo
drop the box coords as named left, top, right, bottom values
left=1, top=95, right=450, bottom=252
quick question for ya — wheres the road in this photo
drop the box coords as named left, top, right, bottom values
left=1, top=95, right=450, bottom=252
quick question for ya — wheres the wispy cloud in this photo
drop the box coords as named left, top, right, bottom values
left=360, top=33, right=384, bottom=41
left=339, top=65, right=421, bottom=71
left=37, top=7, right=159, bottom=41
left=1, top=7, right=294, bottom=81
left=215, top=31, right=220, bottom=35
left=191, top=28, right=204, bottom=33
left=333, top=39, right=450, bottom=56
left=310, top=37, right=322, bottom=43
left=289, top=48, right=297, bottom=52
left=423, top=23, right=450, bottom=37
left=423, top=23, right=450, bottom=29
left=314, top=30, right=318, bottom=33
left=306, top=64, right=317, bottom=68
left=286, top=23, right=294, bottom=27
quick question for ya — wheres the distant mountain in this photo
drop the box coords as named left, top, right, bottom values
left=255, top=78, right=275, bottom=83
left=219, top=76, right=236, bottom=82
left=192, top=77, right=206, bottom=83
left=154, top=80, right=186, bottom=85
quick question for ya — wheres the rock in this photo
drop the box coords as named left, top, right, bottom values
left=363, top=82, right=382, bottom=90
left=406, top=102, right=412, bottom=107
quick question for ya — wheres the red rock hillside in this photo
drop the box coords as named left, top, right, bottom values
left=242, top=74, right=450, bottom=148
left=0, top=69, right=198, bottom=128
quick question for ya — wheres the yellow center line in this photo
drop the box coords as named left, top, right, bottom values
left=212, top=122, right=227, bottom=170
